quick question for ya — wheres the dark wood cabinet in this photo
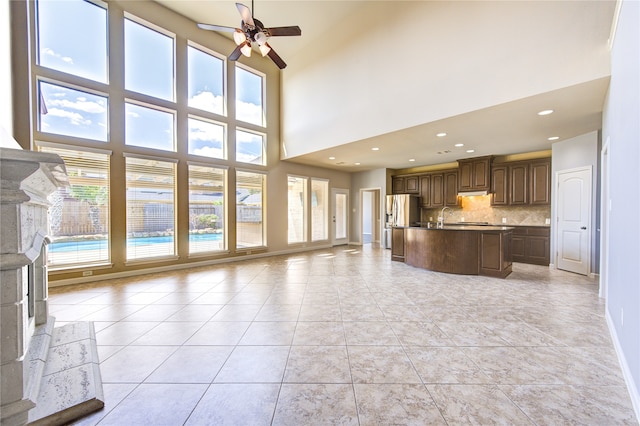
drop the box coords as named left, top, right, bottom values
left=444, top=170, right=459, bottom=207
left=530, top=160, right=551, bottom=204
left=458, top=156, right=492, bottom=192
left=430, top=173, right=444, bottom=207
left=391, top=227, right=405, bottom=262
left=491, top=165, right=508, bottom=205
left=392, top=175, right=419, bottom=194
left=419, top=175, right=431, bottom=208
left=491, top=158, right=551, bottom=206
left=510, top=226, right=550, bottom=265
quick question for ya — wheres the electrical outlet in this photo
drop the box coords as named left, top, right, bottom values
left=502, top=217, right=507, bottom=224
left=82, top=270, right=93, bottom=277
left=545, top=218, right=551, bottom=225
left=460, top=217, right=465, bottom=222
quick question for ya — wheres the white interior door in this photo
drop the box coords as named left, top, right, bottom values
left=556, top=167, right=592, bottom=275
left=332, top=188, right=349, bottom=246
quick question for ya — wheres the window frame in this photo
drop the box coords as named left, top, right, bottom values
left=187, top=41, right=227, bottom=118
left=235, top=62, right=266, bottom=128
left=287, top=174, right=308, bottom=245
left=235, top=168, right=267, bottom=251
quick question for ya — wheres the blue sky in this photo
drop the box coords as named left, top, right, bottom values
left=38, top=0, right=264, bottom=158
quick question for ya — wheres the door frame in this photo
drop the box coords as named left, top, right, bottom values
left=331, top=188, right=349, bottom=246
left=599, top=139, right=610, bottom=298
left=555, top=166, right=592, bottom=275
left=359, top=188, right=382, bottom=246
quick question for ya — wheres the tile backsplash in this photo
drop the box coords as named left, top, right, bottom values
left=421, top=195, right=551, bottom=226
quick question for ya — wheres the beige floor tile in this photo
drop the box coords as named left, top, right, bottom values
left=215, top=346, right=289, bottom=383
left=99, top=345, right=177, bottom=383
left=273, top=384, right=358, bottom=426
left=406, top=346, right=492, bottom=385
left=343, top=321, right=399, bottom=346
left=132, top=321, right=204, bottom=346
left=292, top=322, right=346, bottom=346
left=185, top=321, right=250, bottom=345
left=284, top=346, right=351, bottom=383
left=145, top=345, right=233, bottom=383
left=348, top=346, right=421, bottom=384
left=238, top=321, right=296, bottom=345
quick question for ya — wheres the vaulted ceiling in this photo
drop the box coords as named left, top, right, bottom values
left=157, top=0, right=617, bottom=172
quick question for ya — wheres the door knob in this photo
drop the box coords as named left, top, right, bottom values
left=581, top=226, right=587, bottom=230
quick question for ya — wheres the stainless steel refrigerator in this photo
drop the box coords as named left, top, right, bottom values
left=384, top=194, right=420, bottom=248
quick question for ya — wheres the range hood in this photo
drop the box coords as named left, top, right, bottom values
left=457, top=190, right=489, bottom=197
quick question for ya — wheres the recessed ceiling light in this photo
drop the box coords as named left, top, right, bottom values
left=454, top=143, right=464, bottom=147
left=436, top=132, right=447, bottom=137
left=329, top=156, right=336, bottom=160
left=409, top=159, right=415, bottom=162
left=538, top=109, right=554, bottom=116
left=355, top=162, right=361, bottom=165
left=371, top=147, right=380, bottom=151
left=466, top=149, right=475, bottom=153
left=548, top=136, right=560, bottom=141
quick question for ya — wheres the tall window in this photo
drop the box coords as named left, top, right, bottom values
left=37, top=0, right=108, bottom=83
left=236, top=170, right=266, bottom=248
left=288, top=176, right=307, bottom=244
left=311, top=179, right=329, bottom=241
left=188, top=44, right=224, bottom=115
left=236, top=129, right=265, bottom=165
left=124, top=17, right=175, bottom=101
left=125, top=102, right=175, bottom=151
left=189, top=165, right=226, bottom=254
left=39, top=144, right=111, bottom=266
left=38, top=81, right=109, bottom=142
left=125, top=156, right=176, bottom=260
left=188, top=117, right=225, bottom=159
left=235, top=66, right=264, bottom=126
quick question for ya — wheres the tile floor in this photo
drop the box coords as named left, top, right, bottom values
left=48, top=245, right=638, bottom=425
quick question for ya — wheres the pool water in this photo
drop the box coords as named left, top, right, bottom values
left=49, top=233, right=222, bottom=252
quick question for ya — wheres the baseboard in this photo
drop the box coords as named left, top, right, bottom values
left=49, top=243, right=333, bottom=287
left=606, top=309, right=640, bottom=421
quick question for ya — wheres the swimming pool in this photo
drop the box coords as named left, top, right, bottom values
left=49, top=233, right=223, bottom=252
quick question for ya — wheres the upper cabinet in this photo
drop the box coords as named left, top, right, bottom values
left=392, top=175, right=419, bottom=194
left=491, top=158, right=551, bottom=206
left=458, top=156, right=492, bottom=192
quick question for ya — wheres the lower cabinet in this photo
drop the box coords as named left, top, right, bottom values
left=511, top=226, right=550, bottom=265
left=391, top=227, right=405, bottom=262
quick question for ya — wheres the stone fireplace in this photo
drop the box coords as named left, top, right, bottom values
left=1, top=147, right=103, bottom=425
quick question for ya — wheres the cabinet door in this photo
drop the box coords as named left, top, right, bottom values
left=430, top=173, right=444, bottom=207
left=473, top=159, right=490, bottom=190
left=405, top=176, right=420, bottom=194
left=391, top=227, right=405, bottom=261
left=526, top=236, right=550, bottom=265
left=530, top=160, right=551, bottom=204
left=392, top=177, right=404, bottom=194
left=491, top=165, right=508, bottom=205
left=444, top=171, right=460, bottom=206
left=509, top=163, right=528, bottom=205
left=419, top=175, right=431, bottom=208
left=511, top=235, right=526, bottom=262
left=458, top=162, right=473, bottom=191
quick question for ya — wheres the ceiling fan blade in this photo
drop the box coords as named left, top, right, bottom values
left=229, top=44, right=243, bottom=61
left=266, top=26, right=302, bottom=37
left=197, top=23, right=237, bottom=33
left=236, top=3, right=255, bottom=27
left=266, top=44, right=287, bottom=69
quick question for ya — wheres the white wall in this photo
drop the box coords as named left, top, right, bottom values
left=602, top=0, right=640, bottom=416
left=282, top=1, right=614, bottom=158
left=551, top=131, right=600, bottom=273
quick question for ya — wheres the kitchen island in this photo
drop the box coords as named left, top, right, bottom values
left=397, top=225, right=514, bottom=278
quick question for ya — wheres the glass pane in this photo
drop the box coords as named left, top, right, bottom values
left=39, top=81, right=108, bottom=142
left=188, top=117, right=225, bottom=159
left=311, top=180, right=328, bottom=241
left=188, top=45, right=223, bottom=114
left=189, top=165, right=226, bottom=254
left=37, top=0, right=108, bottom=83
left=336, top=193, right=347, bottom=240
left=125, top=18, right=174, bottom=101
left=235, top=66, right=263, bottom=126
left=39, top=146, right=110, bottom=266
left=236, top=129, right=264, bottom=165
left=288, top=176, right=307, bottom=244
left=125, top=103, right=175, bottom=151
left=236, top=171, right=265, bottom=248
left=126, top=157, right=176, bottom=260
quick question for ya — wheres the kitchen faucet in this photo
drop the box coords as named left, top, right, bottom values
left=438, top=207, right=453, bottom=228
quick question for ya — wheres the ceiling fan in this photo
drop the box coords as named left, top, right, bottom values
left=197, top=2, right=301, bottom=69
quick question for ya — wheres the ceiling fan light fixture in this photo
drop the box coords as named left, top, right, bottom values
left=259, top=43, right=271, bottom=56
left=240, top=42, right=252, bottom=57
left=233, top=30, right=247, bottom=45
left=254, top=31, right=268, bottom=45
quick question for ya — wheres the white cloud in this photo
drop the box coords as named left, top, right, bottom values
left=236, top=100, right=263, bottom=126
left=41, top=47, right=74, bottom=65
left=191, top=146, right=224, bottom=159
left=189, top=91, right=223, bottom=114
left=47, top=108, right=92, bottom=126
left=48, top=98, right=106, bottom=114
left=188, top=120, right=223, bottom=142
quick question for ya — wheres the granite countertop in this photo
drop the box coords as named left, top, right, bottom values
left=409, top=225, right=514, bottom=231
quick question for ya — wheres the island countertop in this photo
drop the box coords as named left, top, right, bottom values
left=396, top=225, right=513, bottom=278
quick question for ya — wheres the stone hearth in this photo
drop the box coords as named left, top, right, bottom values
left=1, top=147, right=104, bottom=425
